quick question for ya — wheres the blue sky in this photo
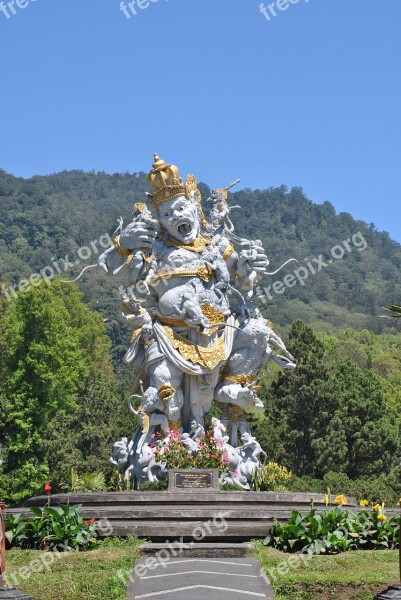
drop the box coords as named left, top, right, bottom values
left=1, top=0, right=400, bottom=241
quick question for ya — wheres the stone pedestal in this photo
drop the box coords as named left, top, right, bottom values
left=375, top=587, right=401, bottom=599
left=9, top=491, right=359, bottom=541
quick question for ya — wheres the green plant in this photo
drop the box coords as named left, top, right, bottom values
left=61, top=467, right=83, bottom=493
left=285, top=471, right=401, bottom=506
left=61, top=467, right=107, bottom=493
left=263, top=503, right=400, bottom=555
left=81, top=472, right=107, bottom=492
left=138, top=480, right=168, bottom=491
left=252, top=462, right=292, bottom=491
left=383, top=305, right=401, bottom=318
left=6, top=504, right=98, bottom=551
left=287, top=474, right=324, bottom=493
left=220, top=482, right=245, bottom=491
left=4, top=513, right=29, bottom=548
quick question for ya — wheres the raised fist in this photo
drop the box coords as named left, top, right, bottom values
left=119, top=218, right=159, bottom=251
left=237, top=242, right=269, bottom=279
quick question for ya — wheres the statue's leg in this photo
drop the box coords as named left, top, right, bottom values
left=148, top=358, right=184, bottom=430
left=189, top=369, right=220, bottom=426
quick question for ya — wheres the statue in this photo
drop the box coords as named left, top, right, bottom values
left=98, top=154, right=296, bottom=487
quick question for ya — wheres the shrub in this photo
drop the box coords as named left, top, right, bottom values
left=263, top=502, right=400, bottom=555
left=287, top=475, right=323, bottom=493
left=138, top=480, right=168, bottom=492
left=5, top=504, right=98, bottom=551
left=252, top=462, right=292, bottom=491
left=286, top=471, right=401, bottom=506
left=61, top=467, right=107, bottom=493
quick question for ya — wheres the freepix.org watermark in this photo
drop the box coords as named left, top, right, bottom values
left=116, top=511, right=228, bottom=587
left=0, top=232, right=112, bottom=303
left=259, top=0, right=311, bottom=23
left=0, top=0, right=37, bottom=20
left=119, top=0, right=161, bottom=20
left=256, top=232, right=368, bottom=303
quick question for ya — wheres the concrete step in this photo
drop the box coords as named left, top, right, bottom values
left=139, top=542, right=255, bottom=558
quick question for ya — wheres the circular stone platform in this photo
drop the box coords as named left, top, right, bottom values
left=10, top=492, right=358, bottom=542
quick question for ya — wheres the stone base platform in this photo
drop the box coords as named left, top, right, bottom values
left=0, top=588, right=33, bottom=599
left=11, top=491, right=357, bottom=542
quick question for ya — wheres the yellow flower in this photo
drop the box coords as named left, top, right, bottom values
left=323, top=494, right=329, bottom=506
left=372, top=503, right=381, bottom=512
left=334, top=494, right=348, bottom=506
left=359, top=500, right=369, bottom=507
left=378, top=514, right=387, bottom=522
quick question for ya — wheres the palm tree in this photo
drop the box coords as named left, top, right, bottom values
left=383, top=305, right=401, bottom=318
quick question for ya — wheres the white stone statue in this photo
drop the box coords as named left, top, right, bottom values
left=98, top=154, right=296, bottom=486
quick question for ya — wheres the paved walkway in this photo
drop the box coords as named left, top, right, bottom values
left=127, top=557, right=275, bottom=599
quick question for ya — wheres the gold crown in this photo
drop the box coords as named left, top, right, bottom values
left=147, top=153, right=199, bottom=210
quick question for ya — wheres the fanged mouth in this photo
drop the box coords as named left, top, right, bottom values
left=177, top=220, right=192, bottom=237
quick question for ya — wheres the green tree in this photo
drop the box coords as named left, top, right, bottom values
left=260, top=321, right=400, bottom=479
left=0, top=281, right=125, bottom=504
left=264, top=321, right=339, bottom=475
left=322, top=360, right=399, bottom=478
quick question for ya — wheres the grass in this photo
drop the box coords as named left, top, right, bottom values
left=256, top=542, right=400, bottom=599
left=3, top=537, right=141, bottom=600
left=4, top=539, right=400, bottom=600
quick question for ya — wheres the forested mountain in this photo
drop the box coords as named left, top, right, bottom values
left=1, top=168, right=401, bottom=340
left=1, top=168, right=401, bottom=504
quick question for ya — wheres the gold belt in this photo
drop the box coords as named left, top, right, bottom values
left=158, top=315, right=188, bottom=328
left=151, top=263, right=214, bottom=283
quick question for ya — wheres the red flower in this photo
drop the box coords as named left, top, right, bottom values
left=85, top=518, right=96, bottom=526
left=43, top=482, right=51, bottom=494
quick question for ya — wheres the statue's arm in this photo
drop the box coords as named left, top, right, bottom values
left=217, top=236, right=269, bottom=294
left=217, top=238, right=238, bottom=282
left=236, top=243, right=269, bottom=295
left=98, top=217, right=158, bottom=283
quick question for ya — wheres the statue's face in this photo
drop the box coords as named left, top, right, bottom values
left=158, top=193, right=200, bottom=244
left=241, top=433, right=250, bottom=442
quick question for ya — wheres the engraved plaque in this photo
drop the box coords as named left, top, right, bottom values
left=168, top=469, right=219, bottom=491
left=175, top=471, right=212, bottom=489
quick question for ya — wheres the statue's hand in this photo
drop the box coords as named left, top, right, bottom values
left=119, top=218, right=159, bottom=251
left=236, top=381, right=258, bottom=404
left=239, top=299, right=260, bottom=319
left=237, top=243, right=269, bottom=278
